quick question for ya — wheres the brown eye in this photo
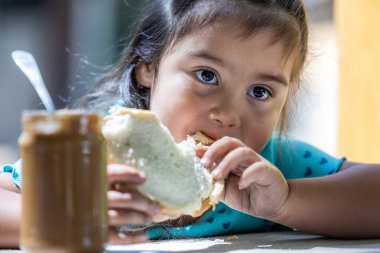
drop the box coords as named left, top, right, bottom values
left=195, top=69, right=218, bottom=85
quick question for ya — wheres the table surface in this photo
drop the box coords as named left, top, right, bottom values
left=1, top=231, right=380, bottom=253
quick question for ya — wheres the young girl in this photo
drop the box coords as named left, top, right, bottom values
left=1, top=0, right=380, bottom=247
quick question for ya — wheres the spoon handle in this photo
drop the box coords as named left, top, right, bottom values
left=12, top=50, right=56, bottom=112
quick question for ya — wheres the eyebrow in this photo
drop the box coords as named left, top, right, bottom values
left=187, top=49, right=288, bottom=86
left=256, top=73, right=288, bottom=87
left=187, top=49, right=225, bottom=67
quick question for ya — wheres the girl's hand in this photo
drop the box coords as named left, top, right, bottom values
left=199, top=137, right=289, bottom=220
left=107, top=164, right=160, bottom=244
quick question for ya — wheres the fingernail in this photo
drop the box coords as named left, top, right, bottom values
left=238, top=182, right=246, bottom=190
left=108, top=209, right=118, bottom=217
left=121, top=193, right=132, bottom=200
left=136, top=233, right=148, bottom=242
left=139, top=171, right=146, bottom=178
left=118, top=232, right=127, bottom=239
left=201, top=157, right=209, bottom=166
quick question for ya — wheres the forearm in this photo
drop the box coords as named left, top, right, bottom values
left=0, top=188, right=21, bottom=248
left=0, top=173, right=20, bottom=193
left=274, top=164, right=380, bottom=238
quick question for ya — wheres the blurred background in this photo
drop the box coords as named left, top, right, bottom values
left=0, top=0, right=379, bottom=165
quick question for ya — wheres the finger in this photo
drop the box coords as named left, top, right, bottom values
left=212, top=146, right=261, bottom=180
left=108, top=164, right=145, bottom=185
left=108, top=190, right=160, bottom=216
left=238, top=161, right=279, bottom=189
left=112, top=182, right=131, bottom=192
left=109, top=228, right=148, bottom=245
left=111, top=181, right=140, bottom=193
left=194, top=146, right=208, bottom=158
left=108, top=209, right=153, bottom=226
left=201, top=137, right=244, bottom=168
left=221, top=175, right=245, bottom=206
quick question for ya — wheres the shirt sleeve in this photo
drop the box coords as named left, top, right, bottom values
left=261, top=136, right=347, bottom=179
left=1, top=159, right=22, bottom=189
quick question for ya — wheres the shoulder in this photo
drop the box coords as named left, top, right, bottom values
left=261, top=135, right=346, bottom=179
left=1, top=159, right=22, bottom=190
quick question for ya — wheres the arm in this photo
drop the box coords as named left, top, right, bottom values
left=274, top=161, right=380, bottom=238
left=0, top=173, right=21, bottom=248
left=0, top=172, right=20, bottom=193
left=201, top=137, right=380, bottom=239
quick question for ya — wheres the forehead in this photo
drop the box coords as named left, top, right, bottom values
left=165, top=23, right=294, bottom=80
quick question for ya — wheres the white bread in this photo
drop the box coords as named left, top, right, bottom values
left=102, top=107, right=224, bottom=221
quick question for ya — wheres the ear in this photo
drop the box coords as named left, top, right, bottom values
left=135, top=63, right=155, bottom=88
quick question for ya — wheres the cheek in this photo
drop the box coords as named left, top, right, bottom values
left=150, top=81, right=196, bottom=117
left=243, top=99, right=286, bottom=152
left=243, top=120, right=276, bottom=153
left=149, top=81, right=203, bottom=141
left=150, top=65, right=206, bottom=118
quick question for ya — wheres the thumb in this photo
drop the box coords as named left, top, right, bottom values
left=194, top=146, right=209, bottom=158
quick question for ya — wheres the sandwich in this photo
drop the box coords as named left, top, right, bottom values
left=102, top=107, right=224, bottom=221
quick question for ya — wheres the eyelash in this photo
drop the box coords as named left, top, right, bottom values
left=247, top=86, right=273, bottom=101
left=194, top=69, right=273, bottom=101
left=194, top=69, right=219, bottom=85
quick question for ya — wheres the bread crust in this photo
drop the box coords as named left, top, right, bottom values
left=102, top=108, right=224, bottom=222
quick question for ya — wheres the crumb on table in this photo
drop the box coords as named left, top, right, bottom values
left=226, top=235, right=239, bottom=241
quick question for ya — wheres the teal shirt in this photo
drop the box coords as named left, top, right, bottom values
left=1, top=136, right=346, bottom=239
left=1, top=159, right=22, bottom=189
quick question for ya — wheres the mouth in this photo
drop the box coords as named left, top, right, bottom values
left=190, top=131, right=214, bottom=146
left=190, top=131, right=222, bottom=145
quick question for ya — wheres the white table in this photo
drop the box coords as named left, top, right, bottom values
left=2, top=231, right=380, bottom=252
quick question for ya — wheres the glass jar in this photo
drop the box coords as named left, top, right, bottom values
left=19, top=110, right=108, bottom=253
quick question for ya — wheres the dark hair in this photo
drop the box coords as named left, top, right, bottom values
left=76, top=0, right=308, bottom=132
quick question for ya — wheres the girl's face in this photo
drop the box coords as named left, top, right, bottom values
left=142, top=24, right=293, bottom=152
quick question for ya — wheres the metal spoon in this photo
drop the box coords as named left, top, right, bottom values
left=11, top=50, right=56, bottom=112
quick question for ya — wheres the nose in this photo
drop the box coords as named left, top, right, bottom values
left=208, top=103, right=241, bottom=128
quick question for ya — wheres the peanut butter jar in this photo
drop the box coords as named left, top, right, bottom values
left=19, top=110, right=108, bottom=253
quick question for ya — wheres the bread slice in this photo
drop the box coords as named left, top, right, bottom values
left=102, top=107, right=224, bottom=221
left=191, top=131, right=215, bottom=146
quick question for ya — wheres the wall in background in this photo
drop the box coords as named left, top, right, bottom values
left=0, top=0, right=71, bottom=163
left=0, top=0, right=145, bottom=164
left=288, top=0, right=338, bottom=156
left=335, top=1, right=380, bottom=163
